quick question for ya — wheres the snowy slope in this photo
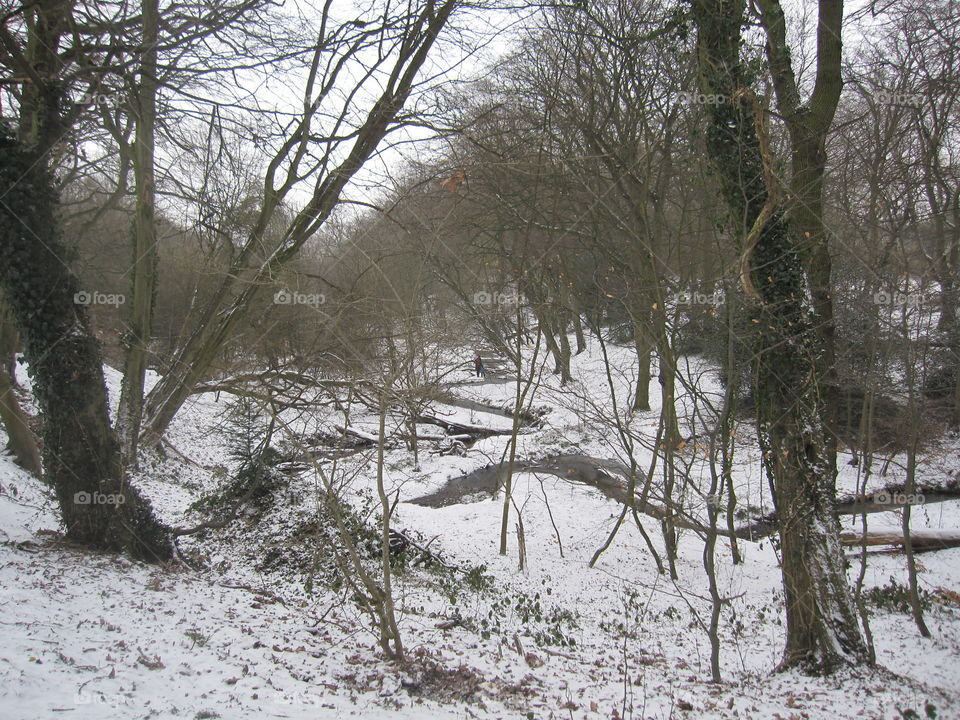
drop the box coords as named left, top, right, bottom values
left=1, top=347, right=959, bottom=719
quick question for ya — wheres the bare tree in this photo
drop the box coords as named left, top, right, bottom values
left=140, top=0, right=474, bottom=447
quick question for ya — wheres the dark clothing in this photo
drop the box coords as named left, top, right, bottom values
left=474, top=356, right=485, bottom=378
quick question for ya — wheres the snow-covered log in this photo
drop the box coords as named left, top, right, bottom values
left=840, top=529, right=960, bottom=552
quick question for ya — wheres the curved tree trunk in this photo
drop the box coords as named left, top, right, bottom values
left=756, top=0, right=844, bottom=469
left=531, top=305, right=566, bottom=381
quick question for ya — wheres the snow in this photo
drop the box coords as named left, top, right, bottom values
left=2, top=344, right=959, bottom=719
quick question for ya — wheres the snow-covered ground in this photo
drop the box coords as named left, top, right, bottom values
left=2, top=342, right=959, bottom=719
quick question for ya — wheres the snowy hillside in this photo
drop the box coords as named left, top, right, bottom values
left=2, top=346, right=959, bottom=720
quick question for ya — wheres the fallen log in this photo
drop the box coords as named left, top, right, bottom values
left=194, top=372, right=374, bottom=393
left=410, top=454, right=729, bottom=541
left=525, top=457, right=725, bottom=540
left=411, top=454, right=960, bottom=549
left=836, top=482, right=960, bottom=515
left=734, top=475, right=960, bottom=540
left=331, top=424, right=377, bottom=445
left=431, top=390, right=546, bottom=426
left=414, top=413, right=516, bottom=438
left=401, top=432, right=469, bottom=442
left=840, top=529, right=960, bottom=552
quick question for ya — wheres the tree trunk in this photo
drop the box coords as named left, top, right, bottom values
left=657, top=335, right=679, bottom=579
left=721, top=281, right=742, bottom=564
left=501, top=318, right=541, bottom=555
left=556, top=313, right=573, bottom=385
left=0, top=133, right=171, bottom=561
left=631, top=315, right=652, bottom=411
left=756, top=300, right=868, bottom=670
left=692, top=0, right=868, bottom=673
left=902, top=315, right=931, bottom=636
left=375, top=389, right=404, bottom=658
left=633, top=344, right=652, bottom=412
left=0, top=302, right=18, bottom=384
left=756, top=0, right=844, bottom=470
left=573, top=312, right=586, bottom=355
left=117, top=0, right=160, bottom=464
left=533, top=308, right=565, bottom=378
left=954, top=354, right=960, bottom=429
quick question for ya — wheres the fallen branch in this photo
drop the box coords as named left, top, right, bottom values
left=541, top=647, right=577, bottom=660
left=390, top=528, right=459, bottom=571
left=171, top=516, right=234, bottom=537
left=332, top=423, right=378, bottom=444
left=219, top=582, right=288, bottom=606
left=840, top=529, right=960, bottom=552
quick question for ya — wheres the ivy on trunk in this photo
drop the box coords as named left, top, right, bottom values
left=0, top=128, right=171, bottom=561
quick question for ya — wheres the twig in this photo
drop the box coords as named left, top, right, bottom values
left=160, top=437, right=213, bottom=470
left=170, top=536, right=203, bottom=571
left=389, top=528, right=459, bottom=571
left=219, top=582, right=287, bottom=606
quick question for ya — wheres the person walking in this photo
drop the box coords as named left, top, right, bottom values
left=474, top=353, right=485, bottom=378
